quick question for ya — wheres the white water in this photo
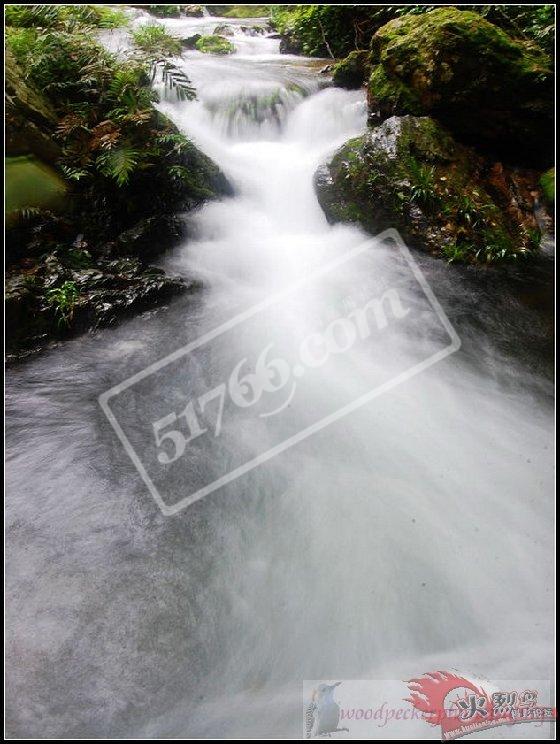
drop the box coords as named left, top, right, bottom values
left=5, top=16, right=554, bottom=739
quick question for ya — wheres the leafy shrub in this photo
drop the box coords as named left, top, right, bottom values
left=131, top=22, right=183, bottom=57
left=271, top=4, right=555, bottom=59
left=207, top=5, right=270, bottom=18
left=6, top=6, right=199, bottom=203
left=271, top=5, right=405, bottom=58
left=5, top=4, right=129, bottom=30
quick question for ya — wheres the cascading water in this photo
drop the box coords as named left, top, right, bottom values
left=5, top=14, right=554, bottom=739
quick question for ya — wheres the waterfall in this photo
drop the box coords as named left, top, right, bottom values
left=5, top=14, right=553, bottom=740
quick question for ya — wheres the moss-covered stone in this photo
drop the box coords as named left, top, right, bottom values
left=332, top=50, right=371, bottom=90
left=6, top=156, right=67, bottom=223
left=195, top=34, right=235, bottom=55
left=367, top=7, right=553, bottom=167
left=314, top=115, right=541, bottom=264
left=146, top=5, right=181, bottom=19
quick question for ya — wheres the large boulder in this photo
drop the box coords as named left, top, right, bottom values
left=367, top=8, right=553, bottom=167
left=314, top=115, right=541, bottom=263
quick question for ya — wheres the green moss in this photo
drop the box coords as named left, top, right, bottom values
left=195, top=35, right=235, bottom=55
left=147, top=5, right=181, bottom=18
left=368, top=65, right=423, bottom=116
left=332, top=50, right=371, bottom=89
left=6, top=156, right=66, bottom=220
left=315, top=115, right=540, bottom=264
left=367, top=7, right=553, bottom=166
left=539, top=167, right=555, bottom=204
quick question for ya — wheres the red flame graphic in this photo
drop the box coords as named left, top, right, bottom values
left=405, top=670, right=486, bottom=726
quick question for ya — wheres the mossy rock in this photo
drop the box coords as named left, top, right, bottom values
left=332, top=50, right=371, bottom=90
left=314, top=115, right=541, bottom=264
left=6, top=155, right=67, bottom=223
left=539, top=168, right=554, bottom=206
left=195, top=34, right=235, bottom=55
left=367, top=7, right=553, bottom=167
left=147, top=5, right=181, bottom=18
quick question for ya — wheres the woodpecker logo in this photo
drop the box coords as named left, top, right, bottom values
left=405, top=670, right=557, bottom=740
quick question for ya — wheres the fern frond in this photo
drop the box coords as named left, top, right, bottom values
left=96, top=147, right=139, bottom=186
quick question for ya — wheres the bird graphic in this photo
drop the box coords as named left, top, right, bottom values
left=305, top=682, right=349, bottom=738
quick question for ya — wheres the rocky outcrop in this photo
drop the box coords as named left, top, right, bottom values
left=5, top=49, right=61, bottom=163
left=366, top=8, right=553, bottom=167
left=6, top=249, right=190, bottom=361
left=315, top=115, right=541, bottom=263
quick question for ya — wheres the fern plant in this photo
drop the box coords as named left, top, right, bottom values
left=46, top=281, right=79, bottom=328
left=96, top=147, right=140, bottom=186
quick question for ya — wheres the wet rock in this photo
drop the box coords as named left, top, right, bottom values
left=112, top=216, right=185, bottom=259
left=367, top=7, right=553, bottom=167
left=5, top=249, right=192, bottom=361
left=314, top=115, right=542, bottom=263
left=213, top=24, right=235, bottom=36
left=239, top=25, right=267, bottom=36
left=279, top=35, right=302, bottom=55
left=181, top=34, right=202, bottom=49
left=182, top=4, right=204, bottom=17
